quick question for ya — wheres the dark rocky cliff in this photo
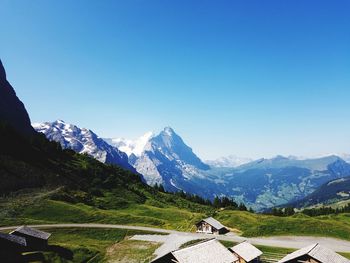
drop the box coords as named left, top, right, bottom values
left=0, top=60, right=35, bottom=135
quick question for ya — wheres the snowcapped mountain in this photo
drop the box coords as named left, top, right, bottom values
left=126, top=127, right=210, bottom=187
left=104, top=131, right=154, bottom=157
left=32, top=120, right=134, bottom=171
left=206, top=155, right=253, bottom=168
left=339, top=153, right=350, bottom=163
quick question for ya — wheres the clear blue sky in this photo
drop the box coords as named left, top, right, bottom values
left=1, top=0, right=350, bottom=159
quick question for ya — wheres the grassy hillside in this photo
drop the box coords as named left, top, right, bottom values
left=306, top=199, right=350, bottom=210
left=1, top=228, right=160, bottom=262
left=0, top=187, right=211, bottom=231
left=216, top=210, right=350, bottom=240
left=2, top=188, right=350, bottom=241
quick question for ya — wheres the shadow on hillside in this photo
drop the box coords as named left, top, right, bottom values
left=0, top=245, right=74, bottom=263
left=46, top=244, right=74, bottom=260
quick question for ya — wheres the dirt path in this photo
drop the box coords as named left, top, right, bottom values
left=1, top=223, right=350, bottom=253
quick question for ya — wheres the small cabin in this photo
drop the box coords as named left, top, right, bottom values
left=0, top=232, right=27, bottom=261
left=231, top=241, right=262, bottom=263
left=278, top=243, right=349, bottom=263
left=151, top=238, right=238, bottom=263
left=195, top=217, right=229, bottom=235
left=10, top=226, right=51, bottom=250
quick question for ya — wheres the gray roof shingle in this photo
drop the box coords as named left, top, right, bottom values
left=278, top=243, right=350, bottom=263
left=231, top=241, right=263, bottom=262
left=172, top=239, right=238, bottom=263
left=10, top=226, right=51, bottom=240
left=199, top=217, right=226, bottom=230
left=0, top=232, right=27, bottom=246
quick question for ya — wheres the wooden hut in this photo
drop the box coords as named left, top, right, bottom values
left=151, top=239, right=238, bottom=263
left=10, top=226, right=51, bottom=250
left=195, top=217, right=229, bottom=234
left=0, top=232, right=27, bottom=261
left=231, top=241, right=262, bottom=263
left=278, top=243, right=350, bottom=263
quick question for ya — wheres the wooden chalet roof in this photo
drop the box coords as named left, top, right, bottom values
left=155, top=239, right=238, bottom=263
left=198, top=217, right=226, bottom=230
left=10, top=226, right=51, bottom=240
left=231, top=241, right=263, bottom=262
left=172, top=239, right=238, bottom=263
left=278, top=243, right=350, bottom=263
left=0, top=232, right=27, bottom=246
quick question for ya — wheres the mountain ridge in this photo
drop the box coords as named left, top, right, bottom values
left=206, top=155, right=253, bottom=168
left=0, top=60, right=35, bottom=136
left=289, top=176, right=350, bottom=208
left=32, top=120, right=135, bottom=172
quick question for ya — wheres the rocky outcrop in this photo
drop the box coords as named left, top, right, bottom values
left=0, top=60, right=35, bottom=135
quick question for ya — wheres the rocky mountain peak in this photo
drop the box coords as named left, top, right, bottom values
left=33, top=120, right=135, bottom=171
left=162, top=126, right=175, bottom=136
left=0, top=60, right=6, bottom=80
left=0, top=59, right=35, bottom=136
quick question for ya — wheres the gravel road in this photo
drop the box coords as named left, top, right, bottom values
left=1, top=223, right=350, bottom=253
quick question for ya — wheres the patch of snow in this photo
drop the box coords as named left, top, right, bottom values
left=105, top=131, right=154, bottom=157
left=206, top=155, right=253, bottom=168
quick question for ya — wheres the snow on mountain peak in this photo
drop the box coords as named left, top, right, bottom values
left=206, top=155, right=253, bottom=168
left=105, top=131, right=154, bottom=157
left=162, top=126, right=175, bottom=136
left=56, top=119, right=66, bottom=124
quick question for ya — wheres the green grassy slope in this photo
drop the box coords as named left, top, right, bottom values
left=2, top=188, right=350, bottom=241
left=0, top=187, right=210, bottom=231
left=2, top=228, right=160, bottom=263
left=216, top=210, right=350, bottom=240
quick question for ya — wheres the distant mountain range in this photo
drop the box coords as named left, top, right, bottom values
left=291, top=176, right=350, bottom=208
left=206, top=155, right=253, bottom=168
left=32, top=120, right=135, bottom=171
left=339, top=153, right=350, bottom=163
left=33, top=120, right=350, bottom=211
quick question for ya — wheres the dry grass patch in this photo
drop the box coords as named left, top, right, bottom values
left=106, top=239, right=160, bottom=263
